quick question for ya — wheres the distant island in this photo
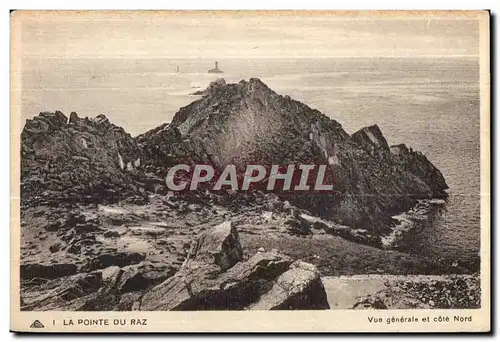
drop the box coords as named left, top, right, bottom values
left=208, top=61, right=223, bottom=73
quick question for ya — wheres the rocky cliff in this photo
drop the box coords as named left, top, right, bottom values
left=20, top=79, right=448, bottom=235
left=166, top=78, right=448, bottom=233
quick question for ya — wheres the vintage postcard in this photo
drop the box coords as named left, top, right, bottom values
left=10, top=10, right=490, bottom=333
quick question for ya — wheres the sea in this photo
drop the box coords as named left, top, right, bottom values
left=19, top=56, right=481, bottom=272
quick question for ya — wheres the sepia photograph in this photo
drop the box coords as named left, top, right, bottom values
left=10, top=9, right=490, bottom=332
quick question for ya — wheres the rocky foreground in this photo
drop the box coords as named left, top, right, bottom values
left=20, top=196, right=480, bottom=310
left=18, top=78, right=476, bottom=311
left=21, top=78, right=448, bottom=237
left=22, top=220, right=331, bottom=311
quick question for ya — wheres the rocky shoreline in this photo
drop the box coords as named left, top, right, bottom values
left=18, top=78, right=475, bottom=311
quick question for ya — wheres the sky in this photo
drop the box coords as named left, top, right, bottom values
left=16, top=11, right=480, bottom=58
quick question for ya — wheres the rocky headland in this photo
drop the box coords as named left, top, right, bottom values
left=19, top=79, right=479, bottom=311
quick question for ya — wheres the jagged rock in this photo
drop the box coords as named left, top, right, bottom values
left=352, top=296, right=389, bottom=310
left=66, top=212, right=88, bottom=226
left=312, top=220, right=330, bottom=232
left=94, top=114, right=110, bottom=125
left=16, top=77, right=463, bottom=313
left=43, top=220, right=63, bottom=232
left=103, top=230, right=121, bottom=238
left=116, top=292, right=143, bottom=311
left=64, top=232, right=102, bottom=255
left=117, top=262, right=177, bottom=293
left=351, top=125, right=390, bottom=154
left=68, top=111, right=79, bottom=124
left=250, top=261, right=330, bottom=310
left=74, top=222, right=102, bottom=233
left=391, top=143, right=448, bottom=195
left=139, top=222, right=329, bottom=311
left=20, top=263, right=77, bottom=280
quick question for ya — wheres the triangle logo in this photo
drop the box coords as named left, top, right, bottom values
left=30, top=320, right=44, bottom=328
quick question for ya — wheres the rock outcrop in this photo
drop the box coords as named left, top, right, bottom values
left=21, top=221, right=330, bottom=311
left=17, top=86, right=463, bottom=312
left=21, top=111, right=144, bottom=206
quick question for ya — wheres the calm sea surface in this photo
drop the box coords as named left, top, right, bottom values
left=19, top=57, right=481, bottom=270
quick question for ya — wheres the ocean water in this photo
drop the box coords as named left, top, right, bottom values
left=19, top=57, right=481, bottom=270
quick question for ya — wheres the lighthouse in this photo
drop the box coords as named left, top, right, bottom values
left=208, top=61, right=223, bottom=73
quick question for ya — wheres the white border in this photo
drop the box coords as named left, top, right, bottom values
left=2, top=1, right=497, bottom=341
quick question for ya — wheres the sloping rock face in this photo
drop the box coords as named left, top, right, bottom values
left=163, top=78, right=448, bottom=233
left=139, top=221, right=330, bottom=311
left=21, top=111, right=143, bottom=205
